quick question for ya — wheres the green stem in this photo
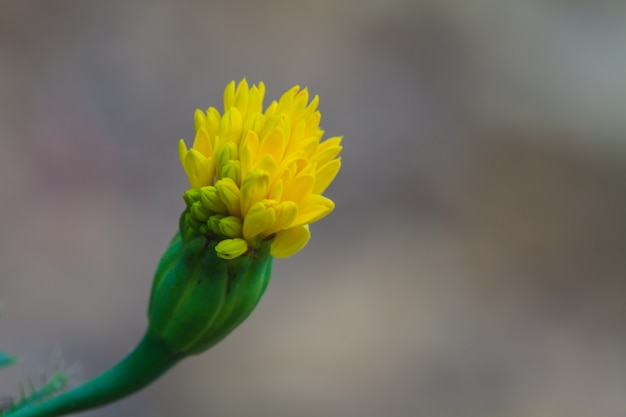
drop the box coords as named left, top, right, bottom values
left=7, top=333, right=184, bottom=417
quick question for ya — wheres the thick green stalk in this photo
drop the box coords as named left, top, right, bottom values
left=6, top=333, right=183, bottom=417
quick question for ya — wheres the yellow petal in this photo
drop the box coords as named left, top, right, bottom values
left=219, top=107, right=243, bottom=145
left=239, top=130, right=259, bottom=181
left=300, top=137, right=319, bottom=158
left=313, top=158, right=341, bottom=194
left=304, top=111, right=321, bottom=138
left=315, top=136, right=342, bottom=155
left=276, top=85, right=300, bottom=113
left=303, top=94, right=319, bottom=119
left=291, top=194, right=334, bottom=227
left=282, top=173, right=314, bottom=204
left=240, top=169, right=270, bottom=216
left=194, top=109, right=207, bottom=132
left=268, top=179, right=284, bottom=201
left=243, top=201, right=276, bottom=240
left=287, top=88, right=309, bottom=120
left=178, top=139, right=189, bottom=166
left=247, top=82, right=265, bottom=115
left=215, top=178, right=242, bottom=218
left=242, top=112, right=266, bottom=138
left=253, top=154, right=278, bottom=180
left=266, top=201, right=298, bottom=235
left=270, top=225, right=310, bottom=258
left=264, top=100, right=278, bottom=118
left=223, top=80, right=236, bottom=111
left=283, top=119, right=305, bottom=157
left=234, top=78, right=249, bottom=116
left=215, top=238, right=248, bottom=259
left=184, top=149, right=213, bottom=189
left=193, top=127, right=212, bottom=157
left=259, top=128, right=287, bottom=162
left=312, top=136, right=343, bottom=165
left=206, top=107, right=221, bottom=138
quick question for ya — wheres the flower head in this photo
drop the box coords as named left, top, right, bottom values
left=179, top=79, right=342, bottom=259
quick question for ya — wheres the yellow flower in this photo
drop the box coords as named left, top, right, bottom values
left=178, top=79, right=342, bottom=259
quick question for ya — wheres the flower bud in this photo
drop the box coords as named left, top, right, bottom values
left=147, top=213, right=272, bottom=355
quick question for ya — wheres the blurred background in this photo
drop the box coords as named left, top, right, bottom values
left=1, top=1, right=626, bottom=416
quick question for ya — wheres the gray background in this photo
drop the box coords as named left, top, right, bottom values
left=1, top=1, right=626, bottom=416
